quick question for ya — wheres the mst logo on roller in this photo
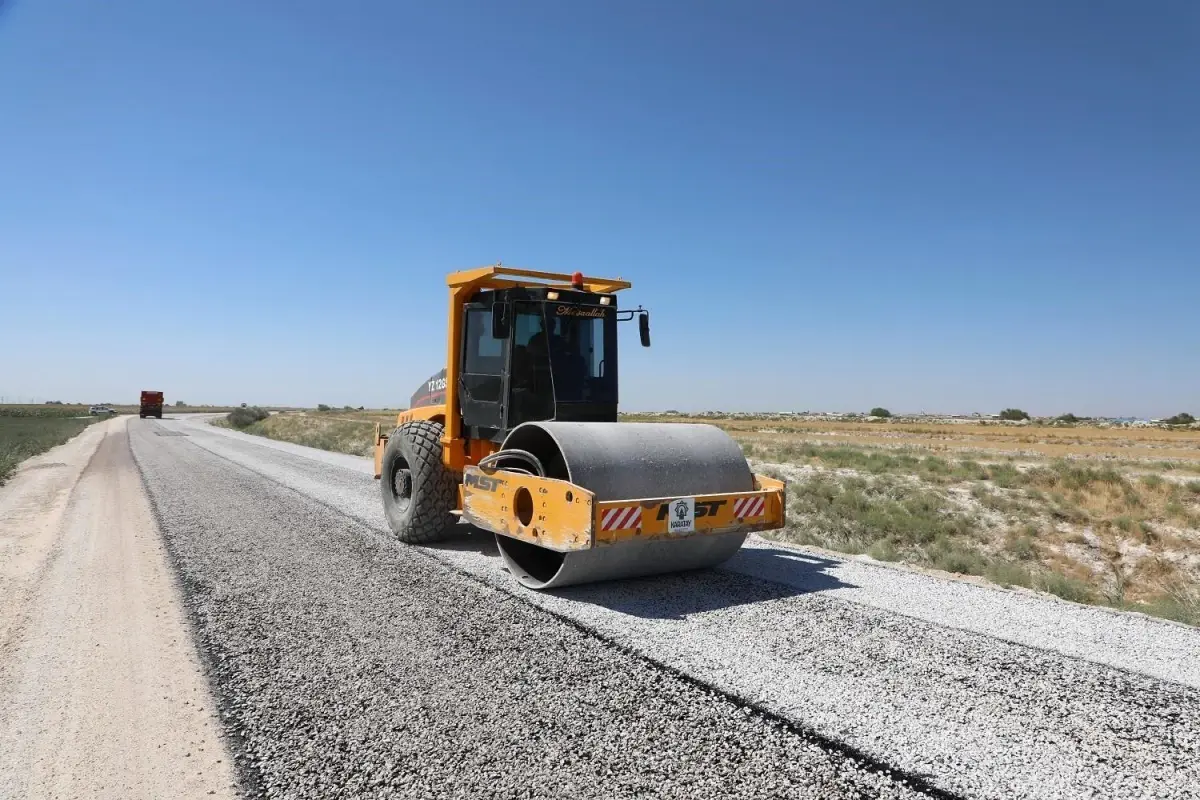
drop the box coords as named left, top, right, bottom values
left=655, top=499, right=725, bottom=520
left=465, top=473, right=505, bottom=492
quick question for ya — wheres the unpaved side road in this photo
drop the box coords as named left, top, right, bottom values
left=0, top=417, right=236, bottom=800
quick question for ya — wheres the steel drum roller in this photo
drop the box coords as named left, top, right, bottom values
left=491, top=421, right=754, bottom=589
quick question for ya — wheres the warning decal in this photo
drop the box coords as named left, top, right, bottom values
left=733, top=495, right=766, bottom=519
left=600, top=505, right=642, bottom=532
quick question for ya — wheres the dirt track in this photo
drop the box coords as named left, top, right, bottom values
left=0, top=418, right=235, bottom=800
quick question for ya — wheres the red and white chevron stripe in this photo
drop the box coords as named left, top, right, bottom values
left=732, top=495, right=766, bottom=519
left=599, top=505, right=642, bottom=532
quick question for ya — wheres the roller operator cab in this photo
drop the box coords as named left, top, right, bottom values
left=420, top=282, right=641, bottom=439
left=373, top=266, right=785, bottom=590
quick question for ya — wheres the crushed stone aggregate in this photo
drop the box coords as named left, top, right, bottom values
left=133, top=418, right=1200, bottom=799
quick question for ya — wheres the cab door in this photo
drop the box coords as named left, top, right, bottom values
left=458, top=303, right=506, bottom=432
left=505, top=301, right=555, bottom=427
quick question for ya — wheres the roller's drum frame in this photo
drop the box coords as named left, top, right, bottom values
left=488, top=422, right=755, bottom=589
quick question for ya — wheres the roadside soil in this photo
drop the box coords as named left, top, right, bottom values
left=0, top=417, right=237, bottom=800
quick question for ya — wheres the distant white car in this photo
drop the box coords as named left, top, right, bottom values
left=88, top=406, right=115, bottom=415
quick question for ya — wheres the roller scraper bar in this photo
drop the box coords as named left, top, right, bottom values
left=461, top=421, right=787, bottom=589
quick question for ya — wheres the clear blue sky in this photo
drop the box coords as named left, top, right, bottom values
left=1, top=1, right=1196, bottom=416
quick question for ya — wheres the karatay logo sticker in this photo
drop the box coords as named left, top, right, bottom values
left=667, top=497, right=695, bottom=535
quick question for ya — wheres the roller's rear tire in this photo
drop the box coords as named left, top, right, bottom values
left=380, top=420, right=457, bottom=544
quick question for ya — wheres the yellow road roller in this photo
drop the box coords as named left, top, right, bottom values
left=373, top=265, right=786, bottom=589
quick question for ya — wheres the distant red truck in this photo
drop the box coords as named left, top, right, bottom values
left=139, top=390, right=164, bottom=419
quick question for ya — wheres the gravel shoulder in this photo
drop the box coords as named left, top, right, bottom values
left=167, top=415, right=1200, bottom=799
left=0, top=417, right=237, bottom=800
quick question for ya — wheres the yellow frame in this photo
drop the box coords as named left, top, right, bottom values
left=460, top=468, right=787, bottom=552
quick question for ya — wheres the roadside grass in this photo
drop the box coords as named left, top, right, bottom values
left=778, top=474, right=1051, bottom=595
left=782, top=474, right=979, bottom=556
left=309, top=408, right=407, bottom=426
left=755, top=440, right=1200, bottom=627
left=1150, top=460, right=1200, bottom=475
left=742, top=440, right=1005, bottom=483
left=0, top=413, right=101, bottom=485
left=746, top=440, right=1200, bottom=519
left=0, top=404, right=94, bottom=419
left=214, top=412, right=379, bottom=457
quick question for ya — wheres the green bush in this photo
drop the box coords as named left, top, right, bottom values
left=317, top=404, right=332, bottom=412
left=1164, top=412, right=1196, bottom=426
left=927, top=536, right=987, bottom=576
left=1056, top=413, right=1080, bottom=423
left=955, top=460, right=991, bottom=481
left=867, top=539, right=899, bottom=562
left=986, top=561, right=1033, bottom=589
left=227, top=407, right=270, bottom=428
left=989, top=463, right=1022, bottom=488
left=1038, top=572, right=1094, bottom=604
left=1004, top=532, right=1037, bottom=561
left=1025, top=461, right=1125, bottom=492
left=999, top=408, right=1030, bottom=421
left=1135, top=595, right=1199, bottom=626
left=869, top=407, right=892, bottom=418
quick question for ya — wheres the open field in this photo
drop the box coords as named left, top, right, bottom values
left=0, top=409, right=103, bottom=485
left=230, top=411, right=1200, bottom=626
left=627, top=413, right=1200, bottom=465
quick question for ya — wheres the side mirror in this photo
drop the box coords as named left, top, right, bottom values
left=638, top=312, right=650, bottom=347
left=491, top=302, right=511, bottom=339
